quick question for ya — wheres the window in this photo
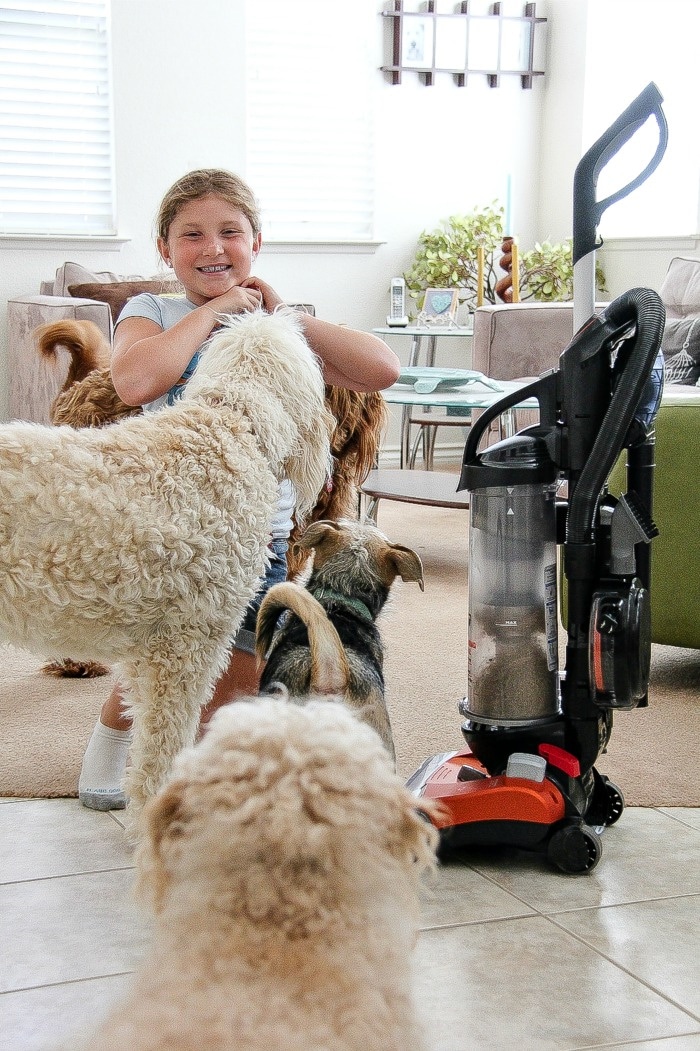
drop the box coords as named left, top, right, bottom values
left=245, top=0, right=375, bottom=243
left=0, top=0, right=114, bottom=237
left=583, top=0, right=700, bottom=239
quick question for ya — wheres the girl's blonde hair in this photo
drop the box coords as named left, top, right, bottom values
left=156, top=168, right=261, bottom=241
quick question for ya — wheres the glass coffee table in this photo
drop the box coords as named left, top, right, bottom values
left=361, top=374, right=537, bottom=520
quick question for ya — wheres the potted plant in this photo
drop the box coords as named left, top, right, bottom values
left=403, top=204, right=505, bottom=312
left=404, top=206, right=607, bottom=314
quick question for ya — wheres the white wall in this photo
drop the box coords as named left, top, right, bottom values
left=0, top=0, right=546, bottom=421
left=0, top=0, right=696, bottom=424
left=540, top=0, right=700, bottom=303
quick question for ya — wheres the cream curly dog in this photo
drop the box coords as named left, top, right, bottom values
left=0, top=309, right=332, bottom=819
left=71, top=698, right=438, bottom=1051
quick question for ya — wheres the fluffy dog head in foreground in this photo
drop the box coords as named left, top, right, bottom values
left=78, top=700, right=437, bottom=1050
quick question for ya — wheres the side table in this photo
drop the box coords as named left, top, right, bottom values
left=373, top=324, right=473, bottom=467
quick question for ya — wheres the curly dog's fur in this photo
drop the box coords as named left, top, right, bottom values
left=50, top=368, right=141, bottom=429
left=70, top=699, right=438, bottom=1050
left=3, top=309, right=333, bottom=821
left=36, top=318, right=141, bottom=677
left=34, top=320, right=387, bottom=579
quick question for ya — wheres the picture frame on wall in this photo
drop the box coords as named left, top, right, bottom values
left=420, top=287, right=460, bottom=323
left=401, top=16, right=434, bottom=67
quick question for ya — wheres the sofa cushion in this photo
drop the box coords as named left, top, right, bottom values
left=52, top=261, right=131, bottom=296
left=659, top=256, right=700, bottom=321
left=67, top=279, right=184, bottom=323
left=662, top=316, right=700, bottom=386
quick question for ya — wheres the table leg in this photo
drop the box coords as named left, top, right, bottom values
left=408, top=333, right=422, bottom=367
left=403, top=333, right=436, bottom=467
left=402, top=333, right=425, bottom=466
left=400, top=405, right=411, bottom=468
left=502, top=407, right=517, bottom=438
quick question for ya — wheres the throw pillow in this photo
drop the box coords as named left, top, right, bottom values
left=67, top=280, right=184, bottom=323
left=659, top=257, right=700, bottom=321
left=53, top=262, right=125, bottom=296
left=662, top=316, right=700, bottom=386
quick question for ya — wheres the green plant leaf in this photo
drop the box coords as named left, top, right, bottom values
left=403, top=211, right=606, bottom=314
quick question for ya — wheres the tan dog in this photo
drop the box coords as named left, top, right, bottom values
left=35, top=317, right=141, bottom=429
left=256, top=519, right=424, bottom=761
left=69, top=699, right=438, bottom=1051
left=1, top=309, right=332, bottom=823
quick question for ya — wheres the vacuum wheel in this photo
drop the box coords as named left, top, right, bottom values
left=600, top=779, right=625, bottom=826
left=588, top=773, right=626, bottom=828
left=547, top=821, right=602, bottom=874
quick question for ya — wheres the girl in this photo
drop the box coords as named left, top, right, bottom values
left=78, top=168, right=400, bottom=810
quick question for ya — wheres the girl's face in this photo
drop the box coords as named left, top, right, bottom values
left=158, top=194, right=262, bottom=306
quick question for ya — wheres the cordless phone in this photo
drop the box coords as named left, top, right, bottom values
left=387, top=276, right=409, bottom=327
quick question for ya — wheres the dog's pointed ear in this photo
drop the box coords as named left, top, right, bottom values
left=386, top=545, right=425, bottom=591
left=295, top=519, right=341, bottom=552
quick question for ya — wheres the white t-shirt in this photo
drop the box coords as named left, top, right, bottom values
left=116, top=293, right=296, bottom=539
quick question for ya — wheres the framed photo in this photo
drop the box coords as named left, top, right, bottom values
left=421, top=288, right=459, bottom=322
left=401, top=16, right=434, bottom=68
left=434, top=16, right=467, bottom=71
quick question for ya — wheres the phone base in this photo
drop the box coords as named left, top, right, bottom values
left=386, top=315, right=409, bottom=327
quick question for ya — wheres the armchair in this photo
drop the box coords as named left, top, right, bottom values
left=6, top=262, right=182, bottom=424
left=471, top=300, right=603, bottom=441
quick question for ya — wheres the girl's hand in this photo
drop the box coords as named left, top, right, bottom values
left=208, top=284, right=264, bottom=316
left=241, top=276, right=285, bottom=313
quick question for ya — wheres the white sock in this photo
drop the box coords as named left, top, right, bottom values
left=78, top=719, right=131, bottom=810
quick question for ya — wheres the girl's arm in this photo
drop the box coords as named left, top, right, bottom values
left=112, top=278, right=400, bottom=406
left=244, top=277, right=400, bottom=392
left=111, top=285, right=262, bottom=406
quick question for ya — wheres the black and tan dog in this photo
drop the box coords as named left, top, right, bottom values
left=255, top=519, right=424, bottom=761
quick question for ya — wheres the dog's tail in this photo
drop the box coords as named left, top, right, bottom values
left=256, top=582, right=351, bottom=695
left=34, top=319, right=111, bottom=392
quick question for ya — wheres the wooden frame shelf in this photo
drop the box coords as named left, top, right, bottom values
left=381, top=1, right=546, bottom=88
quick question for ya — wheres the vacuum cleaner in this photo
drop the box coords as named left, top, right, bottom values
left=408, top=83, right=668, bottom=874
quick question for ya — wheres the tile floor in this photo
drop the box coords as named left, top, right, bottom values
left=1, top=797, right=699, bottom=1051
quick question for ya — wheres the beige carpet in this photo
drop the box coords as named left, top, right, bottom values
left=1, top=498, right=698, bottom=805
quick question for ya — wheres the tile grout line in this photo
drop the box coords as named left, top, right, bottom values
left=0, top=865, right=135, bottom=888
left=0, top=969, right=136, bottom=997
left=543, top=911, right=700, bottom=1025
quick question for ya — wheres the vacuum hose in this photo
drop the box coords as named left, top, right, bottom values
left=566, top=287, right=665, bottom=545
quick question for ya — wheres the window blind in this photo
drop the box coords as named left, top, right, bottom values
left=0, top=0, right=114, bottom=237
left=246, top=0, right=375, bottom=242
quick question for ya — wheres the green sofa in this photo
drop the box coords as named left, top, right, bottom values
left=609, top=385, right=700, bottom=649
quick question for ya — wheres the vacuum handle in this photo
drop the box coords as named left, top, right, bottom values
left=458, top=373, right=557, bottom=491
left=573, top=82, right=667, bottom=267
